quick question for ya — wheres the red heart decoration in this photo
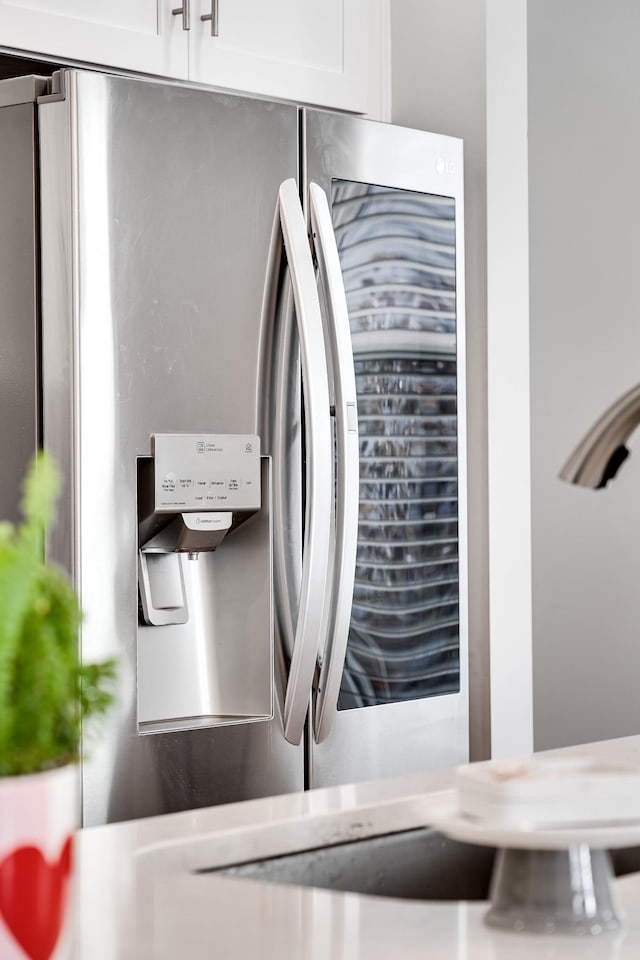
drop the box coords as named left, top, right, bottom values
left=0, top=836, right=73, bottom=960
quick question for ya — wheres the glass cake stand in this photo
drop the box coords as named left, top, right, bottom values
left=433, top=801, right=640, bottom=935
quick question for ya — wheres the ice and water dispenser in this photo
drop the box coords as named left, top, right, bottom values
left=136, top=434, right=272, bottom=733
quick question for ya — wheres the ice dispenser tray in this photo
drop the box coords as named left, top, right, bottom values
left=136, top=434, right=273, bottom=734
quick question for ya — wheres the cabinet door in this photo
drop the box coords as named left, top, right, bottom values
left=0, top=1, right=188, bottom=79
left=189, top=0, right=369, bottom=113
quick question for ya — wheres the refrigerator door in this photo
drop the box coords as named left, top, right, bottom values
left=38, top=70, right=304, bottom=825
left=303, top=110, right=469, bottom=787
left=0, top=83, right=46, bottom=526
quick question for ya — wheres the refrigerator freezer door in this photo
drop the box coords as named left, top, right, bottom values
left=303, top=110, right=469, bottom=787
left=38, top=71, right=303, bottom=825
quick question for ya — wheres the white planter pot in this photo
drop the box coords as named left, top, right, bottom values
left=0, top=764, right=79, bottom=960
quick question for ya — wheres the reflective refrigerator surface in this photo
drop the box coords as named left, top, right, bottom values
left=38, top=71, right=303, bottom=825
left=304, top=110, right=469, bottom=788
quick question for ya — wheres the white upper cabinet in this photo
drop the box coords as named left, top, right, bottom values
left=0, top=1, right=189, bottom=79
left=0, top=0, right=373, bottom=114
left=188, top=0, right=369, bottom=113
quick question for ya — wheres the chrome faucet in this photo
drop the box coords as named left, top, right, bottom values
left=559, top=382, right=640, bottom=489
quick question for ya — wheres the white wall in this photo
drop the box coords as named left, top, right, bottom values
left=529, top=0, right=640, bottom=748
left=391, top=0, right=494, bottom=760
left=390, top=0, right=640, bottom=757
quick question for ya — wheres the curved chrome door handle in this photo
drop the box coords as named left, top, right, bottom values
left=308, top=182, right=359, bottom=743
left=276, top=179, right=332, bottom=746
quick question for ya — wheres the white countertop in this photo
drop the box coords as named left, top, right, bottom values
left=75, top=736, right=640, bottom=958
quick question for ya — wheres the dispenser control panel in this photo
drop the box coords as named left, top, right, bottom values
left=152, top=433, right=261, bottom=512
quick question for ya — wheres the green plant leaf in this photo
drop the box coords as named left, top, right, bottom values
left=20, top=450, right=60, bottom=539
left=0, top=453, right=116, bottom=776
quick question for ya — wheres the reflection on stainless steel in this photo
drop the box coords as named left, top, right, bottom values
left=332, top=181, right=460, bottom=710
left=38, top=72, right=304, bottom=825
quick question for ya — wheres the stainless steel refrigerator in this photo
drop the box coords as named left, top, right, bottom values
left=0, top=69, right=468, bottom=826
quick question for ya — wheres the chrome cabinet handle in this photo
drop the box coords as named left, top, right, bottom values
left=200, top=0, right=219, bottom=35
left=172, top=0, right=190, bottom=30
left=275, top=179, right=333, bottom=746
left=308, top=182, right=359, bottom=743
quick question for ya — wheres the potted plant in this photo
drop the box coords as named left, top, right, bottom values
left=0, top=452, right=115, bottom=960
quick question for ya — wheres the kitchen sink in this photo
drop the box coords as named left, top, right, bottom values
left=205, top=828, right=496, bottom=901
left=202, top=827, right=640, bottom=903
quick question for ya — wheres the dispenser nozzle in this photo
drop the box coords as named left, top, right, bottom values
left=137, top=512, right=233, bottom=624
left=140, top=512, right=233, bottom=555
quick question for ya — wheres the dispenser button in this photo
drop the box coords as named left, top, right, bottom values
left=162, top=473, right=176, bottom=493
